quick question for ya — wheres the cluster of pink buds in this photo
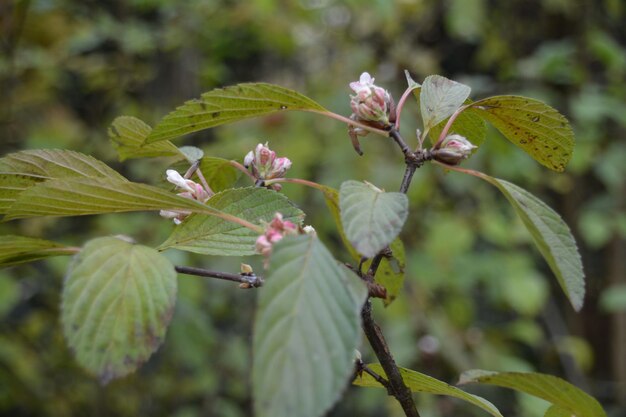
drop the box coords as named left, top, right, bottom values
left=244, top=143, right=292, bottom=190
left=159, top=169, right=212, bottom=224
left=433, top=134, right=477, bottom=165
left=255, top=213, right=299, bottom=257
left=349, top=72, right=396, bottom=126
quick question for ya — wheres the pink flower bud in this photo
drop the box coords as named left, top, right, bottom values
left=433, top=134, right=477, bottom=165
left=254, top=213, right=301, bottom=260
left=244, top=142, right=292, bottom=181
left=349, top=72, right=395, bottom=125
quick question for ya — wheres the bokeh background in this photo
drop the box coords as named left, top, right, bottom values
left=1, top=0, right=625, bottom=416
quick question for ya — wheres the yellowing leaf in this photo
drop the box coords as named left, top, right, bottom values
left=472, top=95, right=574, bottom=171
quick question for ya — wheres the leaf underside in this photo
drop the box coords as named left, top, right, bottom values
left=146, top=83, right=328, bottom=143
left=61, top=236, right=177, bottom=384
left=324, top=185, right=406, bottom=304
left=340, top=180, right=408, bottom=258
left=253, top=235, right=367, bottom=417
left=420, top=75, right=471, bottom=130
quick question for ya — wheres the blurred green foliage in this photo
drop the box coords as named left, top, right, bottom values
left=1, top=0, right=624, bottom=416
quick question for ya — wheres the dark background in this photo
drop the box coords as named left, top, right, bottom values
left=1, top=0, right=625, bottom=416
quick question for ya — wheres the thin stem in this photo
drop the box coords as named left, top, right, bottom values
left=433, top=104, right=470, bottom=149
left=389, top=129, right=411, bottom=156
left=229, top=160, right=256, bottom=181
left=264, top=177, right=327, bottom=192
left=399, top=164, right=418, bottom=194
left=309, top=110, right=389, bottom=137
left=432, top=160, right=484, bottom=178
left=175, top=265, right=264, bottom=287
left=394, top=86, right=419, bottom=131
left=195, top=167, right=214, bottom=196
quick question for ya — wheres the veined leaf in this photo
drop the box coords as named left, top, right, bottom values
left=471, top=95, right=574, bottom=171
left=354, top=364, right=503, bottom=417
left=459, top=370, right=606, bottom=417
left=0, top=174, right=39, bottom=213
left=0, top=149, right=125, bottom=180
left=476, top=174, right=584, bottom=310
left=108, top=116, right=182, bottom=161
left=340, top=180, right=408, bottom=258
left=0, top=235, right=77, bottom=267
left=0, top=149, right=125, bottom=214
left=146, top=83, right=328, bottom=144
left=420, top=75, right=471, bottom=130
left=158, top=187, right=304, bottom=256
left=253, top=235, right=367, bottom=417
left=62, top=236, right=177, bottom=384
left=3, top=177, right=249, bottom=229
left=324, top=185, right=405, bottom=304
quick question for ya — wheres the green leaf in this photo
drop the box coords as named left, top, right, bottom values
left=324, top=185, right=405, bottom=304
left=253, top=235, right=367, bottom=417
left=340, top=180, right=408, bottom=258
left=61, top=236, right=177, bottom=384
left=3, top=177, right=241, bottom=224
left=0, top=174, right=39, bottom=213
left=477, top=174, right=584, bottom=310
left=168, top=156, right=240, bottom=193
left=471, top=95, right=574, bottom=172
left=428, top=105, right=487, bottom=147
left=404, top=70, right=421, bottom=90
left=158, top=187, right=304, bottom=256
left=354, top=364, right=503, bottom=417
left=0, top=149, right=126, bottom=214
left=0, top=149, right=125, bottom=180
left=178, top=146, right=204, bottom=163
left=146, top=83, right=328, bottom=144
left=544, top=405, right=573, bottom=417
left=108, top=116, right=182, bottom=161
left=459, top=370, right=606, bottom=417
left=0, top=235, right=77, bottom=267
left=420, top=75, right=471, bottom=130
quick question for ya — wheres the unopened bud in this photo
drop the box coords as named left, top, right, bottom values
left=349, top=72, right=395, bottom=125
left=244, top=142, right=292, bottom=182
left=433, top=134, right=477, bottom=165
left=240, top=263, right=254, bottom=275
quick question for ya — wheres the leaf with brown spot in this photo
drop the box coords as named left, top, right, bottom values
left=471, top=95, right=574, bottom=172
